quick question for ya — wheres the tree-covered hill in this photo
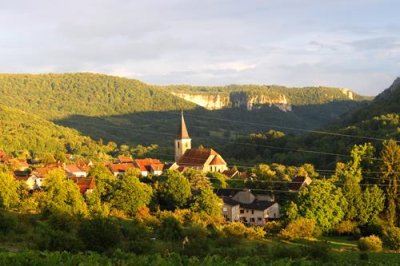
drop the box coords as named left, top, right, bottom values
left=0, top=73, right=370, bottom=153
left=0, top=104, right=107, bottom=156
left=224, top=77, right=400, bottom=169
left=0, top=73, right=196, bottom=119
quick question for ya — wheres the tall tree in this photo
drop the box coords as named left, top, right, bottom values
left=40, top=169, right=87, bottom=216
left=111, top=174, right=153, bottom=216
left=0, top=168, right=20, bottom=209
left=190, top=188, right=222, bottom=216
left=380, top=139, right=400, bottom=226
left=297, top=179, right=347, bottom=232
left=157, top=170, right=191, bottom=210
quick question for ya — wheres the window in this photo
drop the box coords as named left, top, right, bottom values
left=223, top=207, right=227, bottom=212
left=177, top=142, right=180, bottom=149
left=257, top=217, right=262, bottom=221
left=240, top=209, right=244, bottom=214
left=250, top=218, right=255, bottom=223
left=251, top=210, right=254, bottom=214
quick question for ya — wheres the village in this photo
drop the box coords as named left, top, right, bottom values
left=0, top=112, right=313, bottom=226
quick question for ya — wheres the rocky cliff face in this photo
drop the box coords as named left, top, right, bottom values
left=171, top=92, right=292, bottom=111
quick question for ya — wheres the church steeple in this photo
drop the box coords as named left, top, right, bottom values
left=177, top=110, right=190, bottom=139
left=175, top=111, right=191, bottom=162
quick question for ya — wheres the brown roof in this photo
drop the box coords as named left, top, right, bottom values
left=209, top=155, right=227, bottom=165
left=177, top=111, right=190, bottom=139
left=33, top=164, right=63, bottom=178
left=65, top=164, right=85, bottom=173
left=135, top=158, right=164, bottom=172
left=223, top=169, right=239, bottom=178
left=108, top=163, right=135, bottom=173
left=177, top=148, right=223, bottom=166
left=118, top=156, right=134, bottom=163
left=74, top=178, right=96, bottom=194
left=289, top=176, right=311, bottom=191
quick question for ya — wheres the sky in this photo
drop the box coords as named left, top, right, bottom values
left=0, top=0, right=399, bottom=96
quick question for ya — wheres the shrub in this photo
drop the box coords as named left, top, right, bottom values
left=384, top=227, right=400, bottom=250
left=335, top=220, right=357, bottom=235
left=264, top=221, right=283, bottom=236
left=358, top=235, right=382, bottom=252
left=279, top=218, right=317, bottom=240
left=47, top=212, right=80, bottom=232
left=36, top=228, right=83, bottom=252
left=158, top=216, right=183, bottom=241
left=360, top=221, right=383, bottom=237
left=78, top=218, right=122, bottom=252
left=222, top=222, right=265, bottom=240
left=304, top=241, right=332, bottom=262
left=0, top=212, right=17, bottom=233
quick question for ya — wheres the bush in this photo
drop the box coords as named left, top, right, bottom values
left=47, top=212, right=80, bottom=232
left=358, top=235, right=383, bottom=252
left=335, top=220, right=357, bottom=235
left=78, top=218, right=122, bottom=252
left=279, top=218, right=317, bottom=240
left=158, top=216, right=183, bottom=241
left=0, top=212, right=17, bottom=233
left=222, top=222, right=265, bottom=240
left=360, top=221, right=383, bottom=237
left=304, top=241, right=332, bottom=262
left=35, top=228, right=83, bottom=252
left=384, top=227, right=400, bottom=250
left=264, top=221, right=283, bottom=236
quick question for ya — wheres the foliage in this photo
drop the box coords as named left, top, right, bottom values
left=221, top=222, right=265, bottom=240
left=157, top=170, right=191, bottom=210
left=279, top=218, right=318, bottom=240
left=383, top=227, right=400, bottom=250
left=358, top=235, right=383, bottom=252
left=39, top=169, right=87, bottom=216
left=207, top=172, right=227, bottom=189
left=0, top=211, right=17, bottom=233
left=78, top=218, right=122, bottom=252
left=190, top=188, right=222, bottom=216
left=0, top=170, right=20, bottom=209
left=334, top=220, right=358, bottom=236
left=297, top=180, right=347, bottom=232
left=111, top=175, right=153, bottom=216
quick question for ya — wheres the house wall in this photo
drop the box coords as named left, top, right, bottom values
left=175, top=138, right=191, bottom=162
left=222, top=203, right=240, bottom=222
left=266, top=203, right=280, bottom=219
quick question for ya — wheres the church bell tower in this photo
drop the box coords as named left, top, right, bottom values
left=175, top=111, right=191, bottom=162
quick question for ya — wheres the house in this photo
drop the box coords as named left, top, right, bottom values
left=134, top=158, right=164, bottom=176
left=223, top=168, right=240, bottom=178
left=8, top=159, right=29, bottom=171
left=64, top=163, right=88, bottom=178
left=108, top=163, right=135, bottom=177
left=30, top=163, right=64, bottom=189
left=117, top=156, right=134, bottom=164
left=174, top=112, right=228, bottom=173
left=289, top=175, right=312, bottom=191
left=215, top=188, right=280, bottom=225
left=14, top=171, right=40, bottom=190
left=72, top=177, right=96, bottom=195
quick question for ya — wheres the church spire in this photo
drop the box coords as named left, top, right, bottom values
left=177, top=110, right=190, bottom=139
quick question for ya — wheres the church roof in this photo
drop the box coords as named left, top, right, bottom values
left=177, top=148, right=224, bottom=166
left=210, top=155, right=227, bottom=165
left=177, top=111, right=190, bottom=139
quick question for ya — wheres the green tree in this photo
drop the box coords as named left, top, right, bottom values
left=358, top=185, right=385, bottom=225
left=190, top=188, right=222, bottom=216
left=0, top=170, right=20, bottom=209
left=88, top=164, right=117, bottom=202
left=184, top=169, right=212, bottom=194
left=380, top=139, right=400, bottom=226
left=297, top=179, right=347, bottom=232
left=207, top=171, right=227, bottom=189
left=157, top=170, right=191, bottom=210
left=40, top=169, right=87, bottom=216
left=111, top=175, right=153, bottom=216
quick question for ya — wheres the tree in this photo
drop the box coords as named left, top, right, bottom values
left=297, top=179, right=347, bottom=232
left=88, top=164, right=117, bottom=202
left=157, top=170, right=191, bottom=210
left=380, top=139, right=400, bottom=226
left=358, top=185, right=385, bottom=225
left=207, top=172, right=227, bottom=189
left=0, top=170, right=20, bottom=209
left=334, top=143, right=375, bottom=221
left=111, top=175, right=153, bottom=216
left=190, top=188, right=222, bottom=216
left=40, top=169, right=87, bottom=216
left=184, top=169, right=212, bottom=194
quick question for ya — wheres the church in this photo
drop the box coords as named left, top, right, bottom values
left=172, top=112, right=228, bottom=173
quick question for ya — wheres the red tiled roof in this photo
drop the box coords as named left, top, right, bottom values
left=33, top=164, right=63, bottom=178
left=209, top=155, right=227, bottom=165
left=74, top=178, right=96, bottom=194
left=135, top=159, right=164, bottom=172
left=177, top=148, right=219, bottom=166
left=118, top=156, right=134, bottom=163
left=108, top=163, right=135, bottom=173
left=65, top=164, right=85, bottom=173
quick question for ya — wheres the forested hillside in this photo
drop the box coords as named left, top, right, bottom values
left=0, top=73, right=370, bottom=154
left=0, top=104, right=108, bottom=157
left=225, top=77, right=400, bottom=169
